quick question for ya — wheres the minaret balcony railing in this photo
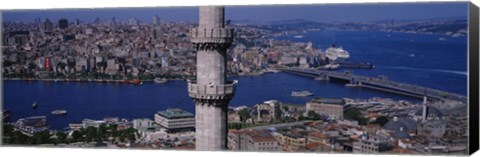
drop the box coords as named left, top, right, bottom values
left=187, top=80, right=237, bottom=99
left=190, top=28, right=234, bottom=44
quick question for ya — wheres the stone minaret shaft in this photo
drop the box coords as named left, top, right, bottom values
left=188, top=6, right=236, bottom=151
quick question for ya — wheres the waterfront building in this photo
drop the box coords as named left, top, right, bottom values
left=133, top=118, right=162, bottom=137
left=228, top=129, right=280, bottom=151
left=116, top=121, right=133, bottom=131
left=133, top=118, right=154, bottom=129
left=254, top=100, right=281, bottom=123
left=103, top=117, right=120, bottom=124
left=306, top=98, right=346, bottom=120
left=68, top=123, right=83, bottom=130
left=188, top=6, right=236, bottom=150
left=82, top=119, right=106, bottom=128
left=58, top=18, right=68, bottom=29
left=298, top=56, right=310, bottom=68
left=154, top=108, right=195, bottom=132
left=105, top=59, right=119, bottom=75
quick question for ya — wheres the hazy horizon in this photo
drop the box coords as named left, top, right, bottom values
left=2, top=2, right=468, bottom=24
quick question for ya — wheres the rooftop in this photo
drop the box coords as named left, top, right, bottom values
left=156, top=108, right=194, bottom=119
left=245, top=129, right=278, bottom=143
left=308, top=132, right=328, bottom=139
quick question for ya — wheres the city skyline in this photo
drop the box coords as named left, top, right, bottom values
left=2, top=2, right=468, bottom=23
left=1, top=3, right=472, bottom=155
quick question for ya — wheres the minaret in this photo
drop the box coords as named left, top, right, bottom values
left=188, top=6, right=236, bottom=150
left=422, top=96, right=427, bottom=122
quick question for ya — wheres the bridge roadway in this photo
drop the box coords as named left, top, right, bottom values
left=278, top=67, right=467, bottom=103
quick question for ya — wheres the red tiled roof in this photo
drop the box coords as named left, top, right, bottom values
left=391, top=147, right=413, bottom=154
left=308, top=132, right=327, bottom=139
left=246, top=129, right=277, bottom=142
left=305, top=142, right=321, bottom=150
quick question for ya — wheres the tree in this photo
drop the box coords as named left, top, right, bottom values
left=71, top=130, right=83, bottom=142
left=238, top=109, right=251, bottom=122
left=358, top=117, right=369, bottom=125
left=28, top=62, right=37, bottom=72
left=33, top=130, right=51, bottom=144
left=344, top=108, right=362, bottom=120
left=56, top=132, right=67, bottom=144
left=228, top=123, right=244, bottom=130
left=307, top=110, right=320, bottom=120
left=57, top=62, right=67, bottom=71
left=344, top=107, right=368, bottom=125
left=372, top=116, right=389, bottom=126
left=85, top=126, right=98, bottom=142
left=98, top=124, right=108, bottom=141
left=119, top=134, right=126, bottom=143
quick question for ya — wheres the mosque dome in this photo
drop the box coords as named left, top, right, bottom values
left=383, top=117, right=408, bottom=132
left=415, top=105, right=443, bottom=118
left=383, top=116, right=417, bottom=132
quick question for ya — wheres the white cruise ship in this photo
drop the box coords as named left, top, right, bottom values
left=325, top=44, right=350, bottom=61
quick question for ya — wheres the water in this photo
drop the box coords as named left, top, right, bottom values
left=3, top=31, right=467, bottom=130
left=275, top=30, right=467, bottom=95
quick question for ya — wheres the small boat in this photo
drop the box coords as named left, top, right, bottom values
left=126, top=79, right=142, bottom=85
left=51, top=109, right=67, bottom=115
left=154, top=77, right=168, bottom=84
left=32, top=102, right=38, bottom=109
left=294, top=35, right=304, bottom=38
left=409, top=53, right=416, bottom=57
left=291, top=90, right=314, bottom=97
left=319, top=63, right=340, bottom=70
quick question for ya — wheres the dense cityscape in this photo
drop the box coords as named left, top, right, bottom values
left=2, top=6, right=469, bottom=155
left=2, top=16, right=467, bottom=81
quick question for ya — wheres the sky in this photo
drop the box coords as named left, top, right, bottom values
left=1, top=2, right=468, bottom=23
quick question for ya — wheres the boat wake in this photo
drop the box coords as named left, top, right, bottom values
left=377, top=66, right=467, bottom=76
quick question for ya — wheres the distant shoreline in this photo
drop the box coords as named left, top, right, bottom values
left=1, top=77, right=185, bottom=83
left=2, top=69, right=277, bottom=83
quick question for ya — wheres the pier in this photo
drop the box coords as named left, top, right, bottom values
left=278, top=67, right=467, bottom=103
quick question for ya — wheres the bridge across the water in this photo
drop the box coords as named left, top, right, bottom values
left=278, top=67, right=467, bottom=103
